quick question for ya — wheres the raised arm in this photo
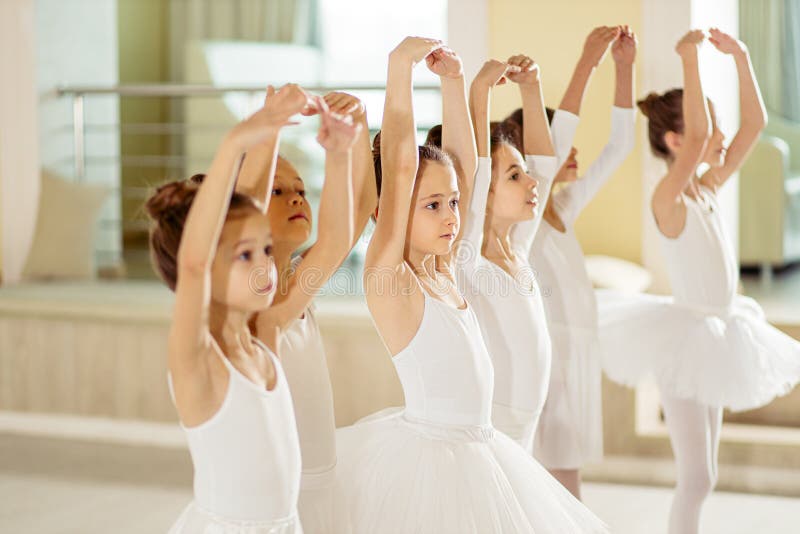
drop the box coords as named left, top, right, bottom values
left=428, top=47, right=478, bottom=267
left=553, top=27, right=638, bottom=223
left=653, top=31, right=711, bottom=204
left=235, top=85, right=315, bottom=207
left=323, top=92, right=377, bottom=249
left=700, top=28, right=768, bottom=190
left=169, top=87, right=307, bottom=373
left=462, top=60, right=518, bottom=272
left=559, top=26, right=620, bottom=115
left=506, top=56, right=559, bottom=254
left=254, top=98, right=360, bottom=334
left=365, top=36, right=443, bottom=270
left=652, top=29, right=711, bottom=231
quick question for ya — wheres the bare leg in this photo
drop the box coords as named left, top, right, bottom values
left=548, top=468, right=582, bottom=500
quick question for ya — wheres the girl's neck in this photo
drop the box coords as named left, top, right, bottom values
left=209, top=303, right=255, bottom=356
left=406, top=249, right=439, bottom=280
left=483, top=216, right=515, bottom=262
left=272, top=239, right=299, bottom=295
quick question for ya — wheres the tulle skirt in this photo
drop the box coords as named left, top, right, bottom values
left=335, top=409, right=608, bottom=534
left=597, top=289, right=800, bottom=411
left=297, top=466, right=351, bottom=534
left=534, top=322, right=604, bottom=469
left=168, top=503, right=302, bottom=534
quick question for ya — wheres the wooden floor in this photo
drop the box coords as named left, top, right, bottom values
left=1, top=433, right=799, bottom=534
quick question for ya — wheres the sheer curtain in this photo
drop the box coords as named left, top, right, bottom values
left=168, top=0, right=317, bottom=82
left=741, top=0, right=800, bottom=121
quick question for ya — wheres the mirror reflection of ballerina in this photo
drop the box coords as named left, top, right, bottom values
left=600, top=28, right=800, bottom=534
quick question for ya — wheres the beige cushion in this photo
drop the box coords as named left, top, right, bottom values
left=585, top=254, right=653, bottom=293
left=22, top=170, right=109, bottom=280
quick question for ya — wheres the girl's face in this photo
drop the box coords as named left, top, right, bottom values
left=268, top=157, right=313, bottom=252
left=489, top=143, right=539, bottom=223
left=407, top=161, right=460, bottom=257
left=701, top=107, right=727, bottom=168
left=553, top=147, right=579, bottom=183
left=211, top=210, right=277, bottom=312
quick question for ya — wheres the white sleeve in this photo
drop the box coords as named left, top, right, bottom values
left=509, top=154, right=559, bottom=256
left=551, top=109, right=580, bottom=165
left=455, top=157, right=491, bottom=275
left=553, top=106, right=636, bottom=224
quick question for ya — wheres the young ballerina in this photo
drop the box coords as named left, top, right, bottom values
left=599, top=28, right=800, bottom=534
left=456, top=54, right=555, bottom=454
left=146, top=84, right=359, bottom=533
left=247, top=90, right=373, bottom=534
left=501, top=26, right=637, bottom=499
left=335, top=36, right=608, bottom=534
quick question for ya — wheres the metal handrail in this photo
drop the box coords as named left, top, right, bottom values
left=56, top=83, right=441, bottom=97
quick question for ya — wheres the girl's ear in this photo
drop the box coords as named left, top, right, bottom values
left=664, top=131, right=682, bottom=156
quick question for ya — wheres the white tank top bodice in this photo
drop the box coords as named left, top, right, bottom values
left=658, top=187, right=738, bottom=309
left=169, top=340, right=301, bottom=522
left=392, top=290, right=495, bottom=427
left=279, top=304, right=338, bottom=474
left=532, top=225, right=597, bottom=332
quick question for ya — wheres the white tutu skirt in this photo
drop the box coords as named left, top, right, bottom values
left=335, top=409, right=608, bottom=534
left=168, top=502, right=302, bottom=534
left=534, top=323, right=604, bottom=469
left=297, top=466, right=351, bottom=534
left=597, top=289, right=800, bottom=411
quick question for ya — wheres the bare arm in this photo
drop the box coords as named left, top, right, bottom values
left=365, top=37, right=443, bottom=270
left=461, top=60, right=517, bottom=272
left=431, top=47, right=478, bottom=267
left=255, top=100, right=360, bottom=334
left=235, top=85, right=314, bottom=208
left=700, top=28, right=768, bottom=190
left=559, top=26, right=620, bottom=115
left=506, top=56, right=558, bottom=253
left=652, top=30, right=712, bottom=233
left=169, top=89, right=306, bottom=374
left=322, top=92, right=377, bottom=249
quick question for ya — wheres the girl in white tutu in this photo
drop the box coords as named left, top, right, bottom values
left=335, top=36, right=608, bottom=534
left=501, top=25, right=637, bottom=498
left=248, top=91, right=374, bottom=534
left=146, top=84, right=360, bottom=533
left=600, top=28, right=800, bottom=534
left=453, top=53, right=555, bottom=457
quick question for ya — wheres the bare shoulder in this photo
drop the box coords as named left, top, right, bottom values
left=651, top=178, right=689, bottom=239
left=364, top=261, right=425, bottom=356
left=169, top=344, right=229, bottom=428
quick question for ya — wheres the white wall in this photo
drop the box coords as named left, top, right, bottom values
left=641, top=0, right=740, bottom=293
left=36, top=0, right=121, bottom=270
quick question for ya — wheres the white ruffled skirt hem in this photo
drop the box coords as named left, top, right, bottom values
left=597, top=289, right=800, bottom=411
left=335, top=409, right=608, bottom=534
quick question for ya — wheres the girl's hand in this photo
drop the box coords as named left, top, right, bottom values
left=709, top=27, right=746, bottom=56
left=315, top=96, right=362, bottom=153
left=581, top=26, right=620, bottom=67
left=675, top=29, right=707, bottom=57
left=229, top=84, right=314, bottom=150
left=426, top=47, right=464, bottom=78
left=323, top=91, right=366, bottom=122
left=612, top=25, right=638, bottom=65
left=506, top=54, right=540, bottom=86
left=474, top=59, right=522, bottom=89
left=390, top=36, right=444, bottom=67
